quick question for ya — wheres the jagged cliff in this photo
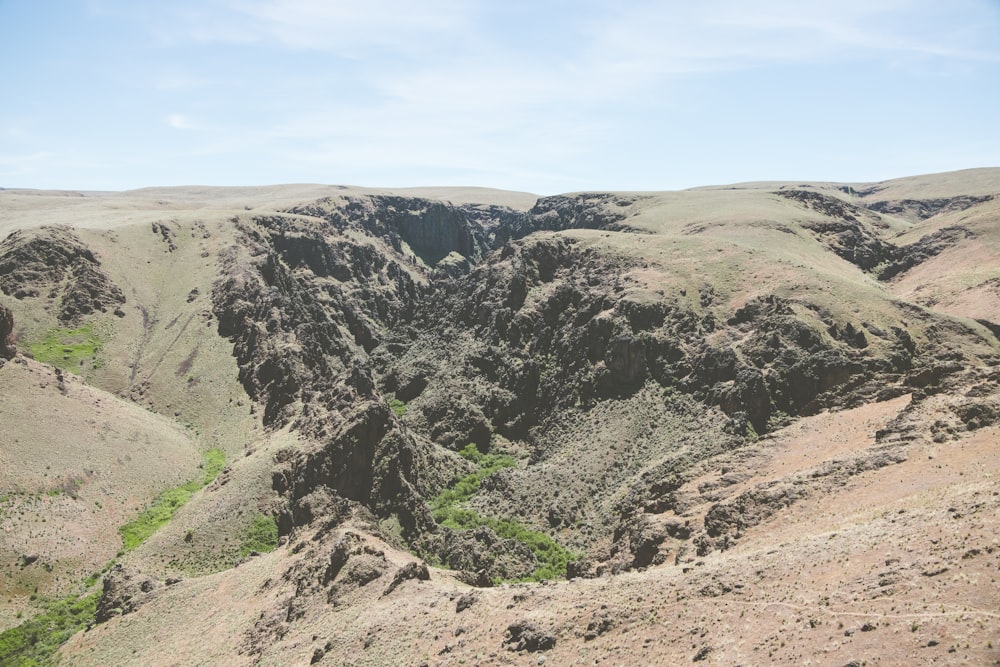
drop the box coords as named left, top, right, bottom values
left=197, top=185, right=1000, bottom=578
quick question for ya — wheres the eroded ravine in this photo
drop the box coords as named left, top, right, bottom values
left=200, top=189, right=1000, bottom=582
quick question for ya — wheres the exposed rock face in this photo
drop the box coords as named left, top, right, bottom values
left=776, top=190, right=980, bottom=281
left=94, top=565, right=162, bottom=624
left=212, top=213, right=446, bottom=541
left=867, top=194, right=994, bottom=221
left=605, top=335, right=646, bottom=386
left=210, top=199, right=683, bottom=574
left=212, top=213, right=423, bottom=426
left=241, top=528, right=425, bottom=659
left=777, top=189, right=897, bottom=272
left=877, top=226, right=974, bottom=281
left=520, top=193, right=642, bottom=234
left=210, top=198, right=687, bottom=566
left=427, top=525, right=539, bottom=583
left=0, top=226, right=125, bottom=323
left=697, top=446, right=908, bottom=554
left=0, top=302, right=15, bottom=359
left=387, top=233, right=919, bottom=450
left=322, top=531, right=389, bottom=597
left=382, top=560, right=430, bottom=596
left=381, top=236, right=651, bottom=443
left=290, top=196, right=480, bottom=265
left=584, top=607, right=617, bottom=640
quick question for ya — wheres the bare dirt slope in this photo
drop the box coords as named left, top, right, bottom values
left=0, top=357, right=201, bottom=631
left=61, top=398, right=1000, bottom=666
left=0, top=169, right=997, bottom=665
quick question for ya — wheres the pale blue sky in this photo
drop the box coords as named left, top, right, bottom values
left=1, top=0, right=998, bottom=193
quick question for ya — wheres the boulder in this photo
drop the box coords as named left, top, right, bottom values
left=504, top=621, right=556, bottom=652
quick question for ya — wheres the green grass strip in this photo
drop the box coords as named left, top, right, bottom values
left=431, top=444, right=576, bottom=582
left=430, top=444, right=515, bottom=512
left=0, top=593, right=99, bottom=666
left=200, top=448, right=226, bottom=486
left=118, top=448, right=225, bottom=552
left=0, top=449, right=228, bottom=664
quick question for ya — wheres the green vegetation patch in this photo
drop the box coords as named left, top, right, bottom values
left=437, top=508, right=578, bottom=582
left=431, top=444, right=515, bottom=513
left=28, top=324, right=104, bottom=372
left=0, top=592, right=99, bottom=666
left=118, top=449, right=225, bottom=552
left=200, top=448, right=226, bottom=486
left=0, top=456, right=228, bottom=664
left=240, top=514, right=279, bottom=557
left=118, top=485, right=197, bottom=551
left=431, top=444, right=576, bottom=582
left=387, top=398, right=408, bottom=417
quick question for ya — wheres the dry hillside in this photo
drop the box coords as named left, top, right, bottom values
left=0, top=169, right=997, bottom=665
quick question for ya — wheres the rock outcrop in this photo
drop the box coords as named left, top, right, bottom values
left=867, top=194, right=994, bottom=221
left=0, top=226, right=125, bottom=323
left=94, top=565, right=162, bottom=624
left=0, top=302, right=15, bottom=360
left=212, top=213, right=451, bottom=543
left=504, top=621, right=556, bottom=652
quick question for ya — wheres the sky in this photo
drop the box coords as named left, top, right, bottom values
left=1, top=0, right=998, bottom=194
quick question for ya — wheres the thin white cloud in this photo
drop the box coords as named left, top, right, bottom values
left=584, top=0, right=1000, bottom=78
left=152, top=0, right=998, bottom=190
left=0, top=151, right=52, bottom=168
left=265, top=99, right=603, bottom=165
left=166, top=114, right=198, bottom=130
left=158, top=0, right=477, bottom=55
left=154, top=73, right=220, bottom=91
left=3, top=122, right=30, bottom=141
left=14, top=0, right=995, bottom=192
left=0, top=151, right=85, bottom=182
left=129, top=0, right=1000, bottom=117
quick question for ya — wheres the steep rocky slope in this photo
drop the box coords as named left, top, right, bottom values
left=0, top=171, right=998, bottom=664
